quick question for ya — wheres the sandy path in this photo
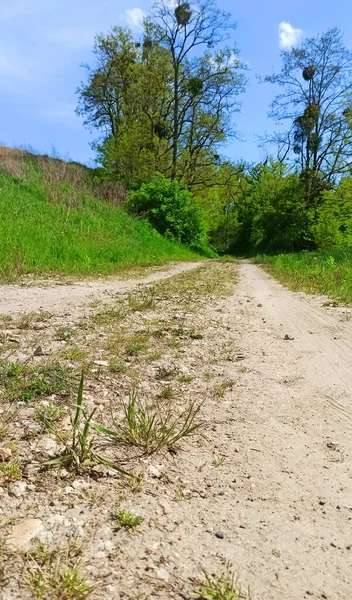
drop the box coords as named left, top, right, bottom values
left=1, top=260, right=352, bottom=599
left=0, top=262, right=201, bottom=316
left=221, top=262, right=352, bottom=598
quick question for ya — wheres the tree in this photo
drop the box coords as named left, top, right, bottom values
left=141, top=0, right=246, bottom=180
left=264, top=28, right=352, bottom=203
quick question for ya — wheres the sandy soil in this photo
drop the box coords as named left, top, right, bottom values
left=0, top=262, right=201, bottom=317
left=1, top=260, right=351, bottom=600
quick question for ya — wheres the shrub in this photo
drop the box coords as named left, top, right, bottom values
left=128, top=173, right=206, bottom=245
left=312, top=178, right=352, bottom=248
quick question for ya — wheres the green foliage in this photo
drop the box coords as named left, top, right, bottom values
left=312, top=178, right=352, bottom=248
left=128, top=173, right=206, bottom=245
left=0, top=169, right=199, bottom=281
left=256, top=248, right=352, bottom=303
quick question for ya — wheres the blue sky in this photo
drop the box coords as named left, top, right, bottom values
left=1, top=0, right=352, bottom=166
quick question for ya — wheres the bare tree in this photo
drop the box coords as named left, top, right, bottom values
left=264, top=28, right=352, bottom=202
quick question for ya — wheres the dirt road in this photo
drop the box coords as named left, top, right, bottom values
left=1, top=260, right=351, bottom=599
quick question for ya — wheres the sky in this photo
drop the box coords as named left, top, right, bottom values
left=1, top=0, right=352, bottom=166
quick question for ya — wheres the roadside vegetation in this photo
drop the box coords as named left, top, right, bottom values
left=255, top=248, right=352, bottom=304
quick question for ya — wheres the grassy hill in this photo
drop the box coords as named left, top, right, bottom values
left=0, top=150, right=199, bottom=281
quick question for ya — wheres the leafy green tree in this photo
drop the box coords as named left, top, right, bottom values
left=147, top=0, right=246, bottom=180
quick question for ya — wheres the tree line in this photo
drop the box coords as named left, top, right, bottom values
left=77, top=0, right=352, bottom=254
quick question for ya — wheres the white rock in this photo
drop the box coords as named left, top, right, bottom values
left=8, top=481, right=27, bottom=498
left=155, top=567, right=170, bottom=583
left=93, top=360, right=109, bottom=367
left=6, top=519, right=44, bottom=551
left=148, top=465, right=162, bottom=479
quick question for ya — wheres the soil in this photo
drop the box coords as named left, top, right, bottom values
left=0, top=260, right=351, bottom=600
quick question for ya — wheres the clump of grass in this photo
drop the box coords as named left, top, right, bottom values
left=158, top=386, right=175, bottom=400
left=44, top=375, right=131, bottom=476
left=155, top=364, right=180, bottom=380
left=213, top=379, right=235, bottom=399
left=114, top=509, right=143, bottom=530
left=0, top=460, right=22, bottom=481
left=90, top=305, right=125, bottom=326
left=94, top=390, right=203, bottom=455
left=16, top=312, right=52, bottom=330
left=35, top=402, right=66, bottom=432
left=213, top=454, right=226, bottom=467
left=0, top=362, right=76, bottom=402
left=54, top=327, right=72, bottom=341
left=128, top=287, right=156, bottom=311
left=179, top=373, right=193, bottom=383
left=194, top=565, right=251, bottom=600
left=255, top=248, right=352, bottom=304
left=60, top=346, right=88, bottom=361
left=24, top=543, right=92, bottom=600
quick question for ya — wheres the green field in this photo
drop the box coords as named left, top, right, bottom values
left=255, top=248, right=352, bottom=304
left=0, top=170, right=199, bottom=281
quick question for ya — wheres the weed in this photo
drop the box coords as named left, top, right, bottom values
left=35, top=402, right=66, bottom=432
left=16, top=312, right=52, bottom=330
left=155, top=364, right=180, bottom=380
left=126, top=344, right=145, bottom=356
left=44, top=375, right=131, bottom=476
left=24, top=543, right=92, bottom=600
left=90, top=305, right=125, bottom=326
left=0, top=362, right=76, bottom=402
left=0, top=460, right=22, bottom=481
left=213, top=454, right=226, bottom=467
left=54, top=327, right=72, bottom=341
left=114, top=509, right=143, bottom=530
left=128, top=287, right=156, bottom=311
left=61, top=346, right=88, bottom=361
left=213, top=380, right=235, bottom=399
left=179, top=374, right=193, bottom=383
left=158, top=386, right=175, bottom=400
left=190, top=331, right=204, bottom=340
left=95, top=390, right=203, bottom=455
left=194, top=564, right=251, bottom=600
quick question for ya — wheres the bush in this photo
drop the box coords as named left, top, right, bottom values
left=128, top=173, right=206, bottom=245
left=312, top=178, right=352, bottom=248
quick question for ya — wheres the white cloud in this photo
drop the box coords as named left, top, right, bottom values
left=278, top=22, right=303, bottom=50
left=124, top=7, right=145, bottom=30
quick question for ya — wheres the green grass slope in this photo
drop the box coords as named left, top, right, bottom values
left=0, top=171, right=199, bottom=281
left=255, top=248, right=352, bottom=304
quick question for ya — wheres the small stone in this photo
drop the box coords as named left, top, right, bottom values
left=34, top=346, right=44, bottom=356
left=346, top=545, right=351, bottom=550
left=7, top=518, right=45, bottom=551
left=39, top=436, right=57, bottom=457
left=257, top=303, right=263, bottom=308
left=215, top=531, right=224, bottom=539
left=159, top=498, right=171, bottom=515
left=319, top=500, right=326, bottom=506
left=284, top=334, right=294, bottom=341
left=93, top=360, right=109, bottom=367
left=155, top=567, right=170, bottom=583
left=148, top=465, right=162, bottom=479
left=8, top=481, right=27, bottom=498
left=0, top=447, right=12, bottom=461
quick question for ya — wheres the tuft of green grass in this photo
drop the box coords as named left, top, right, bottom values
left=24, top=543, right=92, bottom=600
left=0, top=460, right=22, bottom=481
left=128, top=287, right=156, bottom=311
left=114, top=509, right=143, bottom=530
left=35, top=402, right=66, bottom=432
left=0, top=362, right=76, bottom=402
left=194, top=565, right=251, bottom=600
left=16, top=312, right=52, bottom=330
left=254, top=248, right=352, bottom=304
left=158, top=386, right=175, bottom=400
left=54, top=327, right=72, bottom=341
left=0, top=169, right=199, bottom=282
left=94, top=390, right=203, bottom=455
